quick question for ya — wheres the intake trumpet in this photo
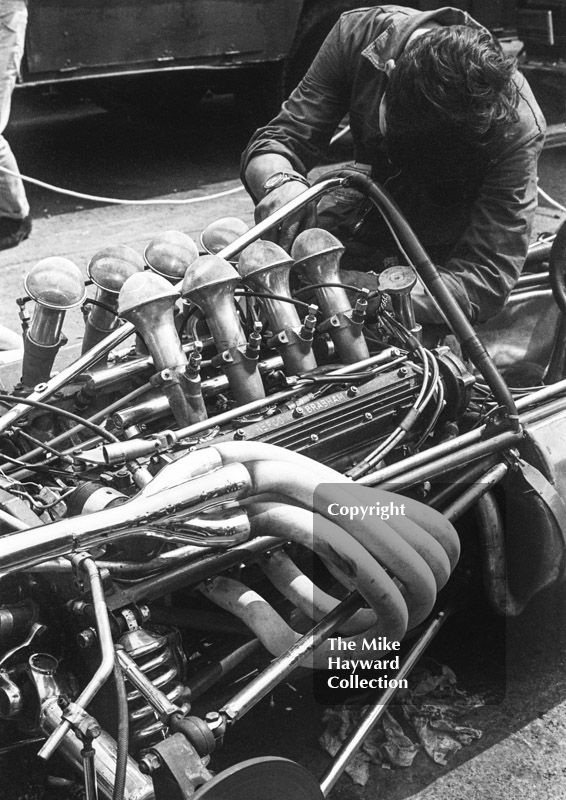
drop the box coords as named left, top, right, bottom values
left=144, top=230, right=199, bottom=283
left=291, top=228, right=370, bottom=364
left=21, top=257, right=86, bottom=388
left=118, top=271, right=206, bottom=427
left=238, top=240, right=318, bottom=376
left=200, top=216, right=249, bottom=265
left=82, top=244, right=145, bottom=359
left=182, top=254, right=265, bottom=404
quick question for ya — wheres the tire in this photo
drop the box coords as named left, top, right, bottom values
left=284, top=0, right=370, bottom=95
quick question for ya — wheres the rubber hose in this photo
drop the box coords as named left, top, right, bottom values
left=548, top=218, right=566, bottom=315
left=112, top=654, right=129, bottom=800
left=341, top=170, right=521, bottom=432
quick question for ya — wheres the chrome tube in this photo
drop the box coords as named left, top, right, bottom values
left=0, top=177, right=344, bottom=435
left=515, top=271, right=549, bottom=289
left=118, top=273, right=185, bottom=373
left=319, top=606, right=450, bottom=797
left=24, top=257, right=86, bottom=346
left=0, top=323, right=136, bottom=435
left=371, top=431, right=522, bottom=492
left=80, top=341, right=209, bottom=396
left=220, top=592, right=363, bottom=724
left=111, top=355, right=285, bottom=430
left=118, top=271, right=206, bottom=427
left=100, top=349, right=400, bottom=463
left=39, top=556, right=115, bottom=761
left=0, top=461, right=252, bottom=575
left=215, top=178, right=345, bottom=263
left=21, top=257, right=87, bottom=387
left=356, top=427, right=491, bottom=487
left=126, top=536, right=283, bottom=605
left=31, top=654, right=155, bottom=800
left=515, top=377, right=566, bottom=410
left=442, top=463, right=509, bottom=522
left=116, top=649, right=181, bottom=722
left=201, top=217, right=249, bottom=263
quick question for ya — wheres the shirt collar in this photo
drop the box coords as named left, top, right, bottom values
left=362, top=6, right=485, bottom=71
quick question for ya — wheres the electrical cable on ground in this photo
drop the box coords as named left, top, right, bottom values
left=0, top=163, right=245, bottom=205
left=0, top=126, right=563, bottom=212
left=0, top=122, right=350, bottom=206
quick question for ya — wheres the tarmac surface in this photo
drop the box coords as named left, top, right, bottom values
left=0, top=88, right=566, bottom=799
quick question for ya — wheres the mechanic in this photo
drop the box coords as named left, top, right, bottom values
left=0, top=0, right=31, bottom=251
left=241, top=5, right=546, bottom=337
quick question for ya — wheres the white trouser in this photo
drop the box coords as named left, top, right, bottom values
left=0, top=0, right=29, bottom=219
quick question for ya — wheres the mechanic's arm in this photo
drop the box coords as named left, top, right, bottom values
left=241, top=16, right=350, bottom=250
left=412, top=127, right=545, bottom=326
left=245, top=153, right=315, bottom=251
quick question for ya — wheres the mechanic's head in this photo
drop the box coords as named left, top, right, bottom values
left=383, top=25, right=519, bottom=184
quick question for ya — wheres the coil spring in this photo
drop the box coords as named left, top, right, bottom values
left=118, top=624, right=186, bottom=751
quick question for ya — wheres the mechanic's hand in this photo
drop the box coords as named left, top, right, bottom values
left=254, top=182, right=317, bottom=253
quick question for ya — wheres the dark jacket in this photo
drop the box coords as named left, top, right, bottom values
left=241, top=5, right=546, bottom=324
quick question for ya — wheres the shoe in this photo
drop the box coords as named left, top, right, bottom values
left=0, top=216, right=31, bottom=251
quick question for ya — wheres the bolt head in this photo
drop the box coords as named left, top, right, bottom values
left=139, top=751, right=162, bottom=775
left=77, top=629, right=96, bottom=649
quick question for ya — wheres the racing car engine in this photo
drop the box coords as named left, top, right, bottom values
left=0, top=171, right=563, bottom=800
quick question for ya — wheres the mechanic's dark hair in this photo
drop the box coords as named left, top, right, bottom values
left=384, top=26, right=519, bottom=183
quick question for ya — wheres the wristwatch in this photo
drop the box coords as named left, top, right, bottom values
left=262, top=171, right=310, bottom=197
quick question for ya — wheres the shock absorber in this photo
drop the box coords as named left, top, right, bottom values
left=117, top=625, right=186, bottom=752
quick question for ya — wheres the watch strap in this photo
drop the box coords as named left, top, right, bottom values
left=262, top=171, right=310, bottom=197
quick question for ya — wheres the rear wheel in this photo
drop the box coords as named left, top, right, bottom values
left=191, top=757, right=324, bottom=799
